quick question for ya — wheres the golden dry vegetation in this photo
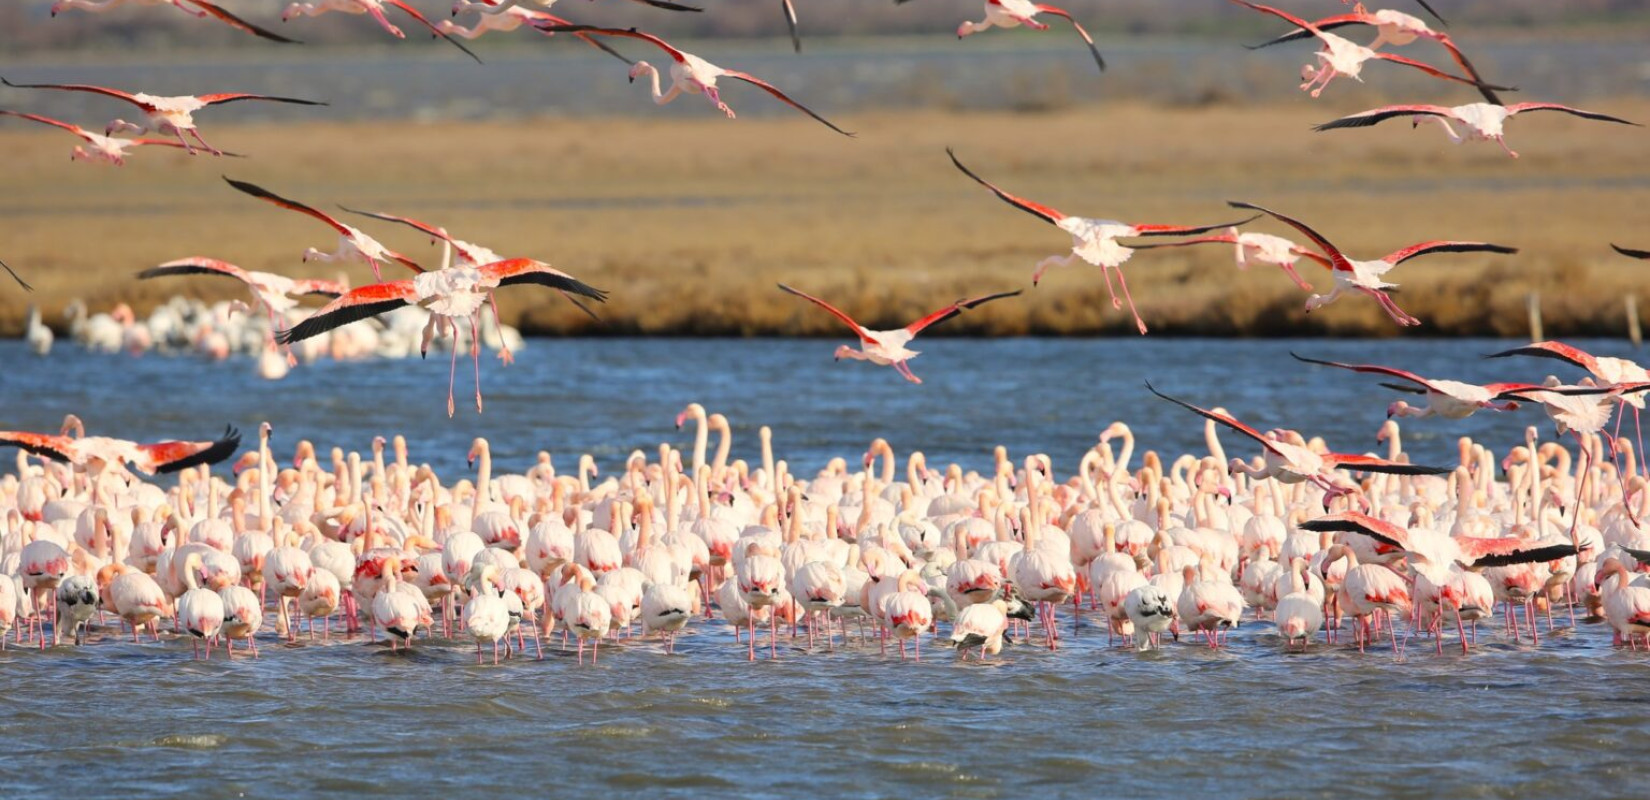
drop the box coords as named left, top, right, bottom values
left=3, top=98, right=1648, bottom=338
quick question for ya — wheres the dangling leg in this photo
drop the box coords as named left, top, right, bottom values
left=486, top=291, right=514, bottom=365
left=185, top=127, right=224, bottom=157
left=447, top=317, right=461, bottom=417
left=470, top=314, right=484, bottom=413
left=1111, top=267, right=1148, bottom=335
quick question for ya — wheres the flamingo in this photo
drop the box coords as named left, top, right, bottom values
left=0, top=78, right=324, bottom=155
left=1289, top=352, right=1554, bottom=420
left=639, top=580, right=695, bottom=654
left=534, top=25, right=853, bottom=136
left=1488, top=341, right=1650, bottom=477
left=177, top=552, right=226, bottom=659
left=276, top=258, right=606, bottom=415
left=948, top=148, right=1258, bottom=334
left=1319, top=544, right=1410, bottom=654
left=464, top=566, right=512, bottom=665
left=1340, top=0, right=1448, bottom=27
left=1595, top=558, right=1650, bottom=648
left=777, top=283, right=1021, bottom=384
left=436, top=6, right=632, bottom=64
left=52, top=576, right=98, bottom=647
left=1273, top=559, right=1324, bottom=651
left=50, top=0, right=301, bottom=43
left=949, top=597, right=1009, bottom=660
left=1127, top=228, right=1329, bottom=292
left=452, top=0, right=702, bottom=13
left=1315, top=102, right=1639, bottom=158
left=1230, top=200, right=1517, bottom=326
left=139, top=257, right=347, bottom=366
left=1245, top=6, right=1502, bottom=103
left=0, top=109, right=224, bottom=166
left=884, top=570, right=935, bottom=661
left=218, top=585, right=263, bottom=658
left=107, top=568, right=171, bottom=642
left=1226, top=1, right=1511, bottom=98
left=372, top=557, right=423, bottom=652
left=0, top=426, right=241, bottom=504
left=1122, top=583, right=1174, bottom=651
left=1146, top=382, right=1451, bottom=508
left=280, top=0, right=480, bottom=61
left=1615, top=244, right=1650, bottom=260
left=224, top=178, right=425, bottom=281
left=954, top=1, right=1106, bottom=74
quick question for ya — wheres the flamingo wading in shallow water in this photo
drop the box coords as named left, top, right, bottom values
left=949, top=147, right=1257, bottom=334
left=1226, top=1, right=1511, bottom=98
left=0, top=78, right=325, bottom=155
left=954, top=1, right=1106, bottom=74
left=1315, top=102, right=1640, bottom=159
left=277, top=258, right=607, bottom=416
left=1229, top=200, right=1517, bottom=327
left=534, top=25, right=853, bottom=136
left=777, top=284, right=1021, bottom=384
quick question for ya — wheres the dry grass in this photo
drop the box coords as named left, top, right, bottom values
left=3, top=99, right=1648, bottom=338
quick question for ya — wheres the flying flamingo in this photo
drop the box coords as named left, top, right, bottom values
left=1315, top=102, right=1639, bottom=158
left=437, top=7, right=632, bottom=63
left=1147, top=382, right=1451, bottom=508
left=139, top=257, right=347, bottom=366
left=1488, top=340, right=1650, bottom=478
left=534, top=25, right=853, bottom=136
left=452, top=0, right=702, bottom=13
left=1226, top=1, right=1511, bottom=98
left=0, top=78, right=325, bottom=155
left=224, top=178, right=425, bottom=281
left=0, top=425, right=241, bottom=498
left=776, top=283, right=1020, bottom=384
left=949, top=147, right=1257, bottom=334
left=276, top=258, right=607, bottom=415
left=1340, top=0, right=1447, bottom=27
left=1246, top=6, right=1502, bottom=103
left=50, top=0, right=301, bottom=43
left=1616, top=244, right=1650, bottom=260
left=0, top=109, right=236, bottom=166
left=1289, top=352, right=1555, bottom=420
left=1230, top=200, right=1517, bottom=326
left=954, top=1, right=1106, bottom=74
left=280, top=0, right=481, bottom=61
left=1127, top=227, right=1329, bottom=291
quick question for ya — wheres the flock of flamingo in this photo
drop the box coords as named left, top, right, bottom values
left=3, top=0, right=1650, bottom=665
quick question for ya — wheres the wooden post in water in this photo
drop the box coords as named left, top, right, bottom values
left=1629, top=295, right=1643, bottom=348
left=1527, top=291, right=1543, bottom=342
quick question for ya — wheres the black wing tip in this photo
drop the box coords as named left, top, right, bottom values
left=155, top=425, right=243, bottom=474
left=1473, top=544, right=1577, bottom=568
left=1613, top=244, right=1650, bottom=259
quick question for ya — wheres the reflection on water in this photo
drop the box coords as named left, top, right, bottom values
left=2, top=337, right=1649, bottom=798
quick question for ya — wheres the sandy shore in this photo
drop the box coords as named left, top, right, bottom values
left=3, top=100, right=1647, bottom=338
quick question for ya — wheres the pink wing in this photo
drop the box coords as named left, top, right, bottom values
left=1130, top=216, right=1261, bottom=238
left=0, top=77, right=149, bottom=110
left=195, top=93, right=326, bottom=108
left=225, top=177, right=353, bottom=237
left=1314, top=104, right=1455, bottom=131
left=1371, top=51, right=1512, bottom=90
left=133, top=426, right=242, bottom=475
left=0, top=109, right=92, bottom=140
left=718, top=70, right=853, bottom=137
left=1381, top=241, right=1517, bottom=265
left=0, top=431, right=78, bottom=464
left=1031, top=4, right=1105, bottom=73
left=1320, top=452, right=1453, bottom=475
left=1504, top=103, right=1640, bottom=127
left=905, top=290, right=1022, bottom=336
left=1297, top=512, right=1411, bottom=551
left=138, top=257, right=256, bottom=288
left=948, top=148, right=1065, bottom=226
left=1484, top=341, right=1601, bottom=375
left=384, top=0, right=483, bottom=63
left=1227, top=201, right=1351, bottom=272
left=276, top=281, right=420, bottom=345
left=185, top=0, right=303, bottom=43
left=1145, top=382, right=1285, bottom=456
left=778, top=284, right=873, bottom=344
left=1290, top=352, right=1439, bottom=392
left=531, top=25, right=689, bottom=62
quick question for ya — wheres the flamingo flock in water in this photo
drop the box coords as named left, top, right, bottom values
left=2, top=3, right=1648, bottom=663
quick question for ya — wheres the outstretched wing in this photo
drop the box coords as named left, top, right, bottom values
left=276, top=281, right=419, bottom=345
left=196, top=93, right=327, bottom=107
left=532, top=25, right=689, bottom=62
left=289, top=278, right=349, bottom=298
left=480, top=258, right=609, bottom=303
left=1245, top=14, right=1365, bottom=49
left=184, top=0, right=303, bottom=43
left=1382, top=241, right=1517, bottom=266
left=719, top=70, right=853, bottom=137
left=0, top=431, right=76, bottom=463
left=778, top=284, right=873, bottom=344
left=1144, top=381, right=1284, bottom=456
left=782, top=0, right=801, bottom=53
left=1371, top=51, right=1515, bottom=92
left=1298, top=512, right=1411, bottom=551
left=1226, top=0, right=1321, bottom=36
left=1227, top=200, right=1350, bottom=271
left=1320, top=452, right=1453, bottom=475
left=1290, top=352, right=1438, bottom=392
left=1033, top=5, right=1105, bottom=73
left=1505, top=103, right=1640, bottom=127
left=947, top=147, right=1065, bottom=226
left=1131, top=216, right=1261, bottom=237
left=1459, top=539, right=1576, bottom=569
left=0, top=77, right=148, bottom=109
left=906, top=290, right=1022, bottom=336
left=1315, top=105, right=1454, bottom=131
left=1483, top=341, right=1600, bottom=374
left=139, top=257, right=255, bottom=288
left=224, top=177, right=352, bottom=236
left=0, top=258, right=29, bottom=291
left=1614, top=244, right=1650, bottom=260
left=385, top=0, right=483, bottom=63
left=135, top=426, right=242, bottom=475
left=0, top=109, right=93, bottom=141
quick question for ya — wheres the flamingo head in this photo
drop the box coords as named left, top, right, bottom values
left=1303, top=294, right=1329, bottom=314
left=1386, top=400, right=1412, bottom=419
left=627, top=61, right=655, bottom=83
left=1299, top=63, right=1318, bottom=83
left=833, top=344, right=856, bottom=362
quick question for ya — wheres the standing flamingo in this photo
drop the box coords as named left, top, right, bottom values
left=954, top=1, right=1106, bottom=74
left=1230, top=200, right=1516, bottom=326
left=224, top=178, right=425, bottom=281
left=949, top=148, right=1257, bottom=333
left=534, top=25, right=853, bottom=135
left=177, top=552, right=226, bottom=659
left=280, top=0, right=480, bottom=61
left=50, top=0, right=301, bottom=43
left=1315, top=102, right=1639, bottom=158
left=0, top=78, right=324, bottom=155
left=1226, top=1, right=1511, bottom=98
left=276, top=258, right=606, bottom=415
left=777, top=283, right=1020, bottom=384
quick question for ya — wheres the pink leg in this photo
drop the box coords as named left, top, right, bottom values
left=447, top=318, right=461, bottom=417
left=470, top=315, right=484, bottom=413
left=1111, top=268, right=1148, bottom=335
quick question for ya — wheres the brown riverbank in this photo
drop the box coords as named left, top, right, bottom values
left=3, top=101, right=1647, bottom=339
